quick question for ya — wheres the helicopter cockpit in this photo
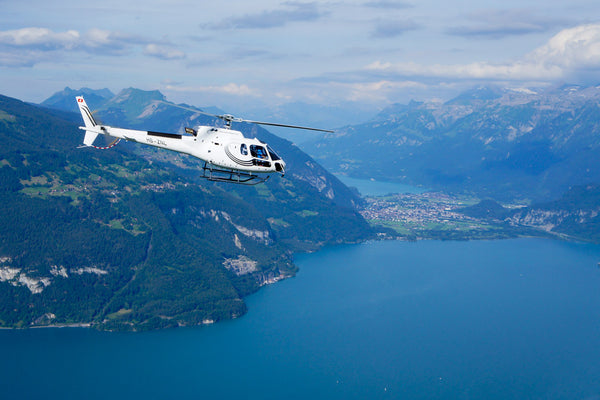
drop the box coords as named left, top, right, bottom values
left=267, top=146, right=281, bottom=161
left=267, top=146, right=285, bottom=173
left=250, top=145, right=266, bottom=158
left=235, top=142, right=284, bottom=172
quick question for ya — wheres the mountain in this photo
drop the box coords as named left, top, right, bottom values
left=0, top=91, right=373, bottom=330
left=508, top=184, right=600, bottom=243
left=50, top=87, right=364, bottom=212
left=459, top=199, right=511, bottom=220
left=306, top=84, right=600, bottom=201
left=41, top=86, right=114, bottom=113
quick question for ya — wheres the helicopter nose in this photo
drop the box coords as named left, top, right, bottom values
left=275, top=160, right=286, bottom=175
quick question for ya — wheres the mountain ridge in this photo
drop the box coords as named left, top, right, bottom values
left=0, top=91, right=373, bottom=330
left=306, top=83, right=600, bottom=201
left=42, top=87, right=115, bottom=114
left=46, top=87, right=364, bottom=210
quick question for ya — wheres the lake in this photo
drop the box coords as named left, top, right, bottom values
left=2, top=238, right=600, bottom=399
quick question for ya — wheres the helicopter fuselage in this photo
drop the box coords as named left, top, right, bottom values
left=79, top=124, right=286, bottom=176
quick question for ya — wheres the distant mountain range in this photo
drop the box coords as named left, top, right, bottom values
left=0, top=89, right=372, bottom=330
left=306, top=84, right=600, bottom=202
left=5, top=82, right=600, bottom=330
left=41, top=87, right=373, bottom=145
left=42, top=86, right=115, bottom=113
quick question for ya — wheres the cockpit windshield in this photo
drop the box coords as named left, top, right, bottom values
left=250, top=145, right=268, bottom=159
left=267, top=145, right=281, bottom=161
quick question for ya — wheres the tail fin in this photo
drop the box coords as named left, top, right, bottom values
left=76, top=96, right=97, bottom=127
left=76, top=96, right=99, bottom=146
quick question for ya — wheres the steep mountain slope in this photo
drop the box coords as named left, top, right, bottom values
left=508, top=184, right=600, bottom=243
left=0, top=93, right=373, bottom=330
left=48, top=87, right=367, bottom=241
left=51, top=87, right=363, bottom=207
left=307, top=85, right=600, bottom=201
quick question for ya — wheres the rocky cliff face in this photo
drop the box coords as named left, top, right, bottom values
left=507, top=184, right=600, bottom=241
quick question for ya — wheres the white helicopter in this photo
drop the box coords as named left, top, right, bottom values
left=76, top=96, right=332, bottom=184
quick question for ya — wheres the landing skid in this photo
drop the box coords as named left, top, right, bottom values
left=201, top=163, right=270, bottom=185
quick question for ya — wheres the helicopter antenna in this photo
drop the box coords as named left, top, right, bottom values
left=157, top=101, right=333, bottom=133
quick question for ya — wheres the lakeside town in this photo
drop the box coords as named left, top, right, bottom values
left=360, top=191, right=528, bottom=240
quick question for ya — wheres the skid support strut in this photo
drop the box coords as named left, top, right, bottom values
left=201, top=163, right=269, bottom=185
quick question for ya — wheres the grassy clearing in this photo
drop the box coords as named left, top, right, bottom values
left=106, top=309, right=133, bottom=320
left=296, top=210, right=319, bottom=217
left=268, top=218, right=291, bottom=228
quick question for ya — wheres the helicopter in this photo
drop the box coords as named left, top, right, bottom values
left=76, top=96, right=333, bottom=185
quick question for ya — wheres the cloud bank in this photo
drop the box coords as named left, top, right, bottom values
left=447, top=9, right=571, bottom=39
left=371, top=19, right=420, bottom=38
left=0, top=27, right=185, bottom=65
left=205, top=2, right=326, bottom=30
left=365, top=24, right=600, bottom=83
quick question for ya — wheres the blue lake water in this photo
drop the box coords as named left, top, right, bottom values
left=2, top=238, right=600, bottom=399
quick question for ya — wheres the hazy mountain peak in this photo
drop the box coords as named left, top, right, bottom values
left=111, top=88, right=166, bottom=104
left=55, top=86, right=114, bottom=99
left=445, top=85, right=503, bottom=105
left=42, top=87, right=114, bottom=112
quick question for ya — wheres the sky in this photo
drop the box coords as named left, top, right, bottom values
left=1, top=0, right=599, bottom=123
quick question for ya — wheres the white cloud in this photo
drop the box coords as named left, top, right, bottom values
left=334, top=80, right=426, bottom=102
left=80, top=28, right=130, bottom=51
left=144, top=44, right=186, bottom=60
left=527, top=24, right=600, bottom=70
left=165, top=83, right=259, bottom=97
left=366, top=60, right=564, bottom=81
left=447, top=9, right=570, bottom=39
left=364, top=23, right=600, bottom=83
left=0, top=26, right=184, bottom=65
left=0, top=27, right=79, bottom=50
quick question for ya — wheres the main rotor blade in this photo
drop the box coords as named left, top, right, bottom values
left=158, top=100, right=334, bottom=133
left=242, top=120, right=334, bottom=133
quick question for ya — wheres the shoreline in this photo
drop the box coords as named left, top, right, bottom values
left=0, top=231, right=593, bottom=332
left=0, top=323, right=92, bottom=330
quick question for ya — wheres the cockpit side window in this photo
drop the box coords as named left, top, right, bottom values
left=250, top=145, right=268, bottom=159
left=240, top=143, right=248, bottom=155
left=267, top=146, right=281, bottom=161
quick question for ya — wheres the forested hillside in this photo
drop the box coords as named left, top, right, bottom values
left=0, top=93, right=373, bottom=330
left=508, top=184, right=600, bottom=243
